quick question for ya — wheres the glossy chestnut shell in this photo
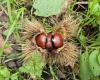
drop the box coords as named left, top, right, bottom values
left=52, top=33, right=63, bottom=49
left=46, top=33, right=53, bottom=49
left=35, top=33, right=46, bottom=49
left=35, top=32, right=63, bottom=49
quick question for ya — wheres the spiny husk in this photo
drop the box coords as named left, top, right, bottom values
left=21, top=19, right=45, bottom=62
left=22, top=19, right=45, bottom=40
left=47, top=42, right=79, bottom=68
left=54, top=14, right=79, bottom=40
left=21, top=15, right=80, bottom=68
left=22, top=39, right=47, bottom=63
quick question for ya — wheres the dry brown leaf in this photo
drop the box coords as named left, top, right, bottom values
left=0, top=29, right=13, bottom=54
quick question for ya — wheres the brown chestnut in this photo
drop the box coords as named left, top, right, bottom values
left=46, top=33, right=53, bottom=49
left=52, top=33, right=63, bottom=49
left=35, top=33, right=46, bottom=49
left=35, top=32, right=63, bottom=49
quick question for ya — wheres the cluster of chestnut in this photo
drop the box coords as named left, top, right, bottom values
left=34, top=32, right=63, bottom=50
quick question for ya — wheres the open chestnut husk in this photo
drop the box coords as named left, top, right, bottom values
left=22, top=14, right=79, bottom=68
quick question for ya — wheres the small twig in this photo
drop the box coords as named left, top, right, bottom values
left=76, top=2, right=88, bottom=5
left=79, top=4, right=87, bottom=9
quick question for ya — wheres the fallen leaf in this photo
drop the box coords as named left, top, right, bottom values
left=0, top=29, right=13, bottom=54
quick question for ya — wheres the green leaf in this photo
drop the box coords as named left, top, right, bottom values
left=0, top=48, right=4, bottom=57
left=10, top=73, right=18, bottom=80
left=0, top=75, right=5, bottom=80
left=89, top=3, right=100, bottom=16
left=33, top=0, right=65, bottom=17
left=80, top=50, right=93, bottom=80
left=79, top=32, right=86, bottom=46
left=89, top=0, right=100, bottom=14
left=19, top=51, right=45, bottom=77
left=95, top=17, right=100, bottom=25
left=98, top=54, right=100, bottom=65
left=89, top=49, right=100, bottom=76
left=90, top=33, right=100, bottom=47
left=0, top=66, right=10, bottom=78
left=89, top=0, right=100, bottom=25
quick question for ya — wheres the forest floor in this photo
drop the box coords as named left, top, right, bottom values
left=0, top=0, right=100, bottom=80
